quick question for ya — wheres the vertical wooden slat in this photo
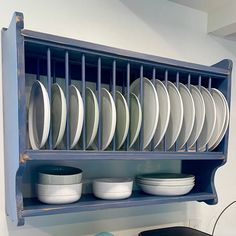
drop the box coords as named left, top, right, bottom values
left=196, top=75, right=202, bottom=152
left=36, top=58, right=40, bottom=81
left=139, top=65, right=144, bottom=150
left=65, top=51, right=70, bottom=149
left=126, top=63, right=130, bottom=150
left=53, top=60, right=56, bottom=83
left=151, top=68, right=156, bottom=151
left=174, top=72, right=179, bottom=151
left=47, top=48, right=52, bottom=149
left=97, top=57, right=102, bottom=150
left=163, top=69, right=168, bottom=151
left=185, top=73, right=191, bottom=152
left=82, top=54, right=86, bottom=150
left=112, top=60, right=116, bottom=151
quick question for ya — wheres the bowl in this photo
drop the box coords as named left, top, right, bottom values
left=38, top=166, right=82, bottom=185
left=93, top=178, right=133, bottom=200
left=37, top=183, right=82, bottom=204
left=93, top=191, right=132, bottom=200
left=138, top=183, right=194, bottom=196
left=38, top=193, right=81, bottom=204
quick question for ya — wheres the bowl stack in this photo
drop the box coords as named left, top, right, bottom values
left=136, top=173, right=195, bottom=196
left=37, top=166, right=83, bottom=204
left=93, top=178, right=133, bottom=200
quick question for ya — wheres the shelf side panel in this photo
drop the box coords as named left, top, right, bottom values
left=2, top=12, right=25, bottom=225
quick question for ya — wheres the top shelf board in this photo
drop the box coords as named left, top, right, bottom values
left=21, top=29, right=230, bottom=78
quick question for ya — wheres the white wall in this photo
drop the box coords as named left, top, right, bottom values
left=1, top=0, right=236, bottom=235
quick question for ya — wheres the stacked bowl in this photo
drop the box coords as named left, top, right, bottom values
left=92, top=178, right=133, bottom=200
left=37, top=166, right=83, bottom=204
left=136, top=173, right=195, bottom=196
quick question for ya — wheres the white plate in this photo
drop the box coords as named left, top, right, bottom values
left=158, top=81, right=183, bottom=150
left=130, top=77, right=159, bottom=149
left=137, top=179, right=194, bottom=186
left=84, top=87, right=99, bottom=149
left=209, top=92, right=229, bottom=150
left=187, top=85, right=205, bottom=149
left=28, top=80, right=50, bottom=150
left=138, top=183, right=194, bottom=196
left=51, top=83, right=67, bottom=149
left=175, top=83, right=195, bottom=150
left=197, top=86, right=216, bottom=151
left=153, top=80, right=170, bottom=148
left=115, top=91, right=129, bottom=149
left=129, top=93, right=142, bottom=148
left=92, top=88, right=116, bottom=150
left=69, top=85, right=84, bottom=149
left=208, top=89, right=227, bottom=150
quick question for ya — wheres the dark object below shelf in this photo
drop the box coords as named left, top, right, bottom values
left=139, top=226, right=211, bottom=236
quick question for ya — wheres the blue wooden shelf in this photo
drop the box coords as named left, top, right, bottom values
left=22, top=191, right=216, bottom=218
left=2, top=12, right=232, bottom=226
left=24, top=150, right=225, bottom=161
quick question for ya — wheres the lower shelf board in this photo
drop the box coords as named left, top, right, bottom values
left=22, top=191, right=216, bottom=217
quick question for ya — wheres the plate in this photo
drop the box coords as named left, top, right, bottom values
left=28, top=80, right=50, bottom=150
left=209, top=92, right=229, bottom=150
left=207, top=89, right=227, bottom=150
left=129, top=93, right=142, bottom=148
left=175, top=83, right=195, bottom=150
left=153, top=80, right=170, bottom=148
left=92, top=88, right=116, bottom=150
left=115, top=91, right=129, bottom=149
left=130, top=77, right=159, bottom=149
left=69, top=85, right=84, bottom=149
left=51, top=83, right=67, bottom=148
left=158, top=81, right=183, bottom=150
left=84, top=87, right=99, bottom=149
left=197, top=86, right=216, bottom=151
left=187, top=85, right=205, bottom=149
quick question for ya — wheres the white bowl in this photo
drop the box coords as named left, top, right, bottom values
left=93, top=191, right=132, bottom=200
left=38, top=166, right=82, bottom=185
left=38, top=194, right=81, bottom=204
left=37, top=183, right=82, bottom=196
left=93, top=178, right=133, bottom=194
left=138, top=183, right=194, bottom=196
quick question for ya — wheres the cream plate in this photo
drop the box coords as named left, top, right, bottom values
left=187, top=85, right=205, bottom=149
left=197, top=86, right=216, bottom=151
left=92, top=88, right=116, bottom=150
left=153, top=80, right=170, bottom=148
left=175, top=83, right=195, bottom=150
left=158, top=81, right=183, bottom=150
left=84, top=87, right=99, bottom=149
left=51, top=83, right=67, bottom=149
left=209, top=91, right=229, bottom=150
left=28, top=80, right=50, bottom=150
left=130, top=77, right=159, bottom=149
left=208, top=89, right=227, bottom=150
left=129, top=93, right=142, bottom=148
left=115, top=91, right=129, bottom=149
left=69, top=85, right=84, bottom=149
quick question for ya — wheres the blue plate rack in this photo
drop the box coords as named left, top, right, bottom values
left=2, top=12, right=232, bottom=226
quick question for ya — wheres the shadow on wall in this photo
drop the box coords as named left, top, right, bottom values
left=6, top=203, right=188, bottom=236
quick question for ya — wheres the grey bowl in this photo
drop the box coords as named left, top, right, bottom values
left=38, top=166, right=83, bottom=185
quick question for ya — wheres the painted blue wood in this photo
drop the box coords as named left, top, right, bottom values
left=2, top=12, right=232, bottom=226
left=21, top=29, right=229, bottom=77
left=22, top=191, right=216, bottom=218
left=2, top=12, right=25, bottom=225
left=24, top=150, right=225, bottom=161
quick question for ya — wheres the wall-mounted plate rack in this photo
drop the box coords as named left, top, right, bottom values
left=2, top=12, right=232, bottom=226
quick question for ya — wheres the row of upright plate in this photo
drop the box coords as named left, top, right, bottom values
left=28, top=76, right=229, bottom=151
